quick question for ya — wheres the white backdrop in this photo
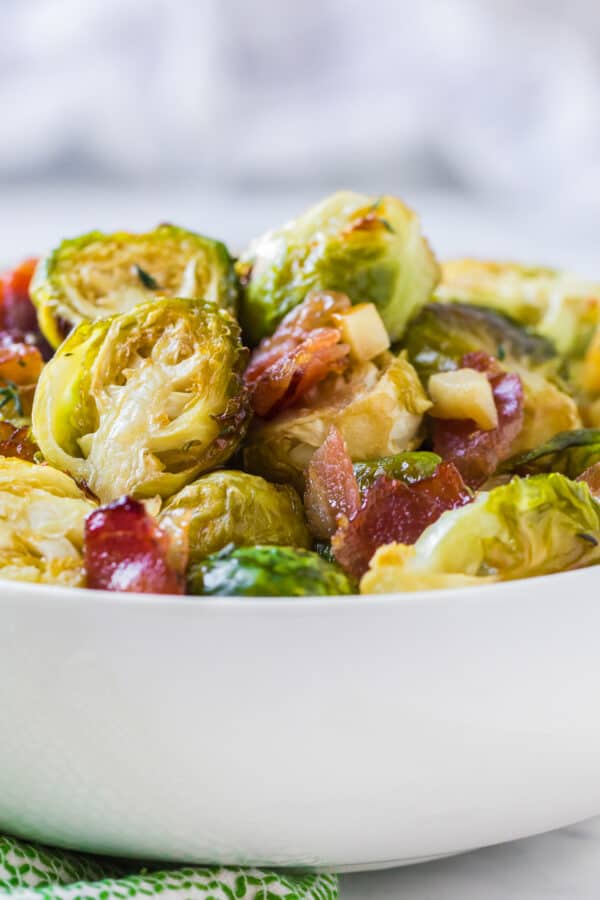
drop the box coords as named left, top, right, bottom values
left=1, top=0, right=600, bottom=209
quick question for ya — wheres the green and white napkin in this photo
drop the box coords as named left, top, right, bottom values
left=0, top=835, right=338, bottom=900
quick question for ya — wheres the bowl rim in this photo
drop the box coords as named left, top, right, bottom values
left=0, top=564, right=595, bottom=610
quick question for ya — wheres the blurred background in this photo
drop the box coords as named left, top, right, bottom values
left=1, top=0, right=599, bottom=269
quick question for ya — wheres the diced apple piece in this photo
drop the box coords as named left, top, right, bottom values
left=428, top=368, right=498, bottom=431
left=333, top=303, right=390, bottom=361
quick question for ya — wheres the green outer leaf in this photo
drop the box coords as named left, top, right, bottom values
left=409, top=473, right=600, bottom=581
left=499, top=428, right=600, bottom=477
left=30, top=224, right=239, bottom=348
left=236, top=190, right=439, bottom=346
left=402, top=301, right=559, bottom=383
left=353, top=451, right=442, bottom=493
left=161, top=470, right=311, bottom=565
left=188, top=545, right=354, bottom=597
left=436, top=259, right=600, bottom=358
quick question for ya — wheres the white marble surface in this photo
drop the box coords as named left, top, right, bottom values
left=342, top=816, right=600, bottom=898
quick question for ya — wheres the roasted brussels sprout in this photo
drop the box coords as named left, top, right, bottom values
left=244, top=353, right=431, bottom=491
left=30, top=225, right=239, bottom=347
left=188, top=544, right=354, bottom=596
left=500, top=429, right=600, bottom=478
left=402, top=301, right=580, bottom=452
left=510, top=369, right=581, bottom=454
left=353, top=451, right=442, bottom=493
left=0, top=421, right=39, bottom=461
left=32, top=297, right=250, bottom=503
left=436, top=260, right=600, bottom=357
left=0, top=458, right=96, bottom=586
left=237, top=191, right=439, bottom=345
left=361, top=473, right=600, bottom=591
left=160, top=470, right=310, bottom=564
left=403, top=302, right=558, bottom=384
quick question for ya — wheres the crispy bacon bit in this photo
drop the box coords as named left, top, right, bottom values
left=432, top=351, right=524, bottom=488
left=244, top=291, right=351, bottom=417
left=304, top=426, right=361, bottom=539
left=0, top=332, right=44, bottom=385
left=0, top=421, right=39, bottom=461
left=332, top=463, right=471, bottom=579
left=0, top=259, right=52, bottom=359
left=84, top=496, right=185, bottom=594
left=0, top=258, right=39, bottom=334
left=0, top=331, right=45, bottom=418
left=578, top=463, right=600, bottom=498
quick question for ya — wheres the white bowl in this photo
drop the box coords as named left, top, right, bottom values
left=1, top=569, right=599, bottom=872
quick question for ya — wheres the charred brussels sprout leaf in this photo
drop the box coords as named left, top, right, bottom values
left=160, top=470, right=310, bottom=565
left=30, top=224, right=239, bottom=347
left=188, top=544, right=354, bottom=597
left=500, top=429, right=600, bottom=478
left=403, top=302, right=558, bottom=384
left=244, top=353, right=431, bottom=491
left=353, top=451, right=442, bottom=493
left=0, top=458, right=96, bottom=586
left=237, top=191, right=439, bottom=345
left=437, top=259, right=600, bottom=357
left=31, top=297, right=250, bottom=503
left=402, top=301, right=580, bottom=452
left=362, top=473, right=600, bottom=591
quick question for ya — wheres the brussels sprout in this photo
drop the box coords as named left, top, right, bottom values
left=160, top=470, right=310, bottom=564
left=402, top=301, right=558, bottom=384
left=237, top=191, right=439, bottom=345
left=510, top=369, right=581, bottom=454
left=402, top=301, right=580, bottom=452
left=0, top=457, right=96, bottom=586
left=436, top=259, right=600, bottom=357
left=187, top=544, right=354, bottom=597
left=500, top=429, right=600, bottom=478
left=361, top=473, right=600, bottom=591
left=353, top=451, right=442, bottom=493
left=32, top=297, right=251, bottom=503
left=30, top=225, right=239, bottom=347
left=243, top=353, right=431, bottom=491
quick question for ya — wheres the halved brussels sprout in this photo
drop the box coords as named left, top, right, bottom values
left=160, top=470, right=310, bottom=565
left=361, top=473, right=600, bottom=591
left=402, top=302, right=558, bottom=384
left=436, top=260, right=600, bottom=357
left=510, top=368, right=581, bottom=454
left=353, top=451, right=442, bottom=493
left=237, top=191, right=439, bottom=345
left=0, top=458, right=96, bottom=586
left=402, top=301, right=580, bottom=452
left=243, top=353, right=431, bottom=491
left=500, top=429, right=600, bottom=478
left=32, top=297, right=250, bottom=503
left=30, top=225, right=239, bottom=347
left=188, top=544, right=354, bottom=596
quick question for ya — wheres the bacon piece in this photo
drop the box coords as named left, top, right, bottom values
left=304, top=426, right=361, bottom=539
left=245, top=291, right=351, bottom=417
left=432, top=351, right=524, bottom=488
left=332, top=463, right=471, bottom=579
left=0, top=258, right=39, bottom=334
left=0, top=332, right=44, bottom=385
left=578, top=463, right=600, bottom=499
left=0, top=259, right=52, bottom=359
left=0, top=421, right=39, bottom=461
left=0, top=331, right=44, bottom=418
left=84, top=496, right=185, bottom=594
